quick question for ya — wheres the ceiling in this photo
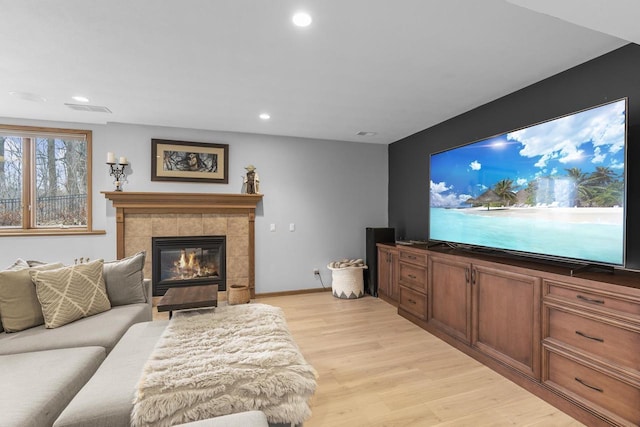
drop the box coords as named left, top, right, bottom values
left=0, top=1, right=636, bottom=145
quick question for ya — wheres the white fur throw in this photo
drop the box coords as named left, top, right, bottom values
left=131, top=304, right=317, bottom=427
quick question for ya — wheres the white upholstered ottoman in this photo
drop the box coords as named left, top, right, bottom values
left=175, top=411, right=268, bottom=427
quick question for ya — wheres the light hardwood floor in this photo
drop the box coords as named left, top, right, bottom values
left=256, top=292, right=584, bottom=427
left=155, top=292, right=585, bottom=426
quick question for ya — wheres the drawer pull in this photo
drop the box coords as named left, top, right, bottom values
left=575, top=377, right=604, bottom=393
left=407, top=298, right=416, bottom=305
left=575, top=330, right=604, bottom=343
left=408, top=274, right=417, bottom=279
left=576, top=294, right=605, bottom=305
left=407, top=255, right=416, bottom=260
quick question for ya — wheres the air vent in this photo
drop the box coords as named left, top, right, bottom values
left=9, top=91, right=47, bottom=102
left=356, top=131, right=377, bottom=136
left=64, top=103, right=112, bottom=113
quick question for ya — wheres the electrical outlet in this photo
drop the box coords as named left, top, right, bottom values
left=313, top=268, right=320, bottom=275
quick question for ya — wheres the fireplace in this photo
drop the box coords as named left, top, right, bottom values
left=152, top=235, right=226, bottom=296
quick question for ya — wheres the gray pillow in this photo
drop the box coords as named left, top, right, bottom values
left=103, top=251, right=147, bottom=306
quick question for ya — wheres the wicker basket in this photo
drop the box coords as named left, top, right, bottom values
left=327, top=264, right=367, bottom=299
left=227, top=284, right=250, bottom=305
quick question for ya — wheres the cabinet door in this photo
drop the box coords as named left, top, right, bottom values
left=388, top=249, right=399, bottom=300
left=377, top=247, right=391, bottom=297
left=472, top=264, right=541, bottom=379
left=378, top=247, right=400, bottom=302
left=428, top=255, right=472, bottom=344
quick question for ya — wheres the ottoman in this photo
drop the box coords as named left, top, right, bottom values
left=54, top=320, right=169, bottom=427
left=175, top=411, right=269, bottom=426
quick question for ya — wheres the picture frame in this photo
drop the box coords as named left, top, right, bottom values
left=151, top=139, right=229, bottom=183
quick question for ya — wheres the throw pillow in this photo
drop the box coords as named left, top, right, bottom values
left=31, top=259, right=111, bottom=329
left=0, top=262, right=64, bottom=332
left=103, top=251, right=147, bottom=306
left=5, top=259, right=29, bottom=270
left=0, top=258, right=30, bottom=332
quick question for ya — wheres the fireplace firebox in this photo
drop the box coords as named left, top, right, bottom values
left=152, top=235, right=226, bottom=296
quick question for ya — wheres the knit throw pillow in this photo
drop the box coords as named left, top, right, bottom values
left=30, top=260, right=111, bottom=329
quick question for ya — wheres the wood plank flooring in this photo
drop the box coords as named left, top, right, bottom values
left=155, top=292, right=585, bottom=426
left=254, top=292, right=584, bottom=427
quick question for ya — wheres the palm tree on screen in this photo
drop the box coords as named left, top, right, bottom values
left=493, top=179, right=517, bottom=206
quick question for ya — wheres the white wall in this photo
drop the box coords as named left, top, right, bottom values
left=0, top=118, right=388, bottom=293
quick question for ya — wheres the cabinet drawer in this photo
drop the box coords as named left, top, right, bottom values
left=545, top=350, right=640, bottom=426
left=400, top=285, right=427, bottom=320
left=399, top=250, right=427, bottom=266
left=399, top=262, right=426, bottom=292
left=548, top=308, right=640, bottom=371
left=546, top=280, right=640, bottom=317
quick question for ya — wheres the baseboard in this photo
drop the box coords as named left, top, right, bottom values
left=256, top=287, right=332, bottom=298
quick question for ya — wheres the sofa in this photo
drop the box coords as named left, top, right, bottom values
left=0, top=253, right=153, bottom=427
left=0, top=253, right=273, bottom=427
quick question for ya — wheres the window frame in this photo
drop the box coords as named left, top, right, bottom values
left=0, top=124, right=104, bottom=237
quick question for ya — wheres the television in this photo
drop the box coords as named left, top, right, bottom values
left=429, top=98, right=627, bottom=267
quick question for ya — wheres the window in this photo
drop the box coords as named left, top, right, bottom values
left=0, top=125, right=98, bottom=235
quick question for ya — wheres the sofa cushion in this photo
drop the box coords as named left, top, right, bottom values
left=54, top=320, right=169, bottom=427
left=103, top=251, right=147, bottom=306
left=0, top=303, right=150, bottom=355
left=0, top=262, right=64, bottom=332
left=0, top=346, right=105, bottom=427
left=31, top=260, right=111, bottom=328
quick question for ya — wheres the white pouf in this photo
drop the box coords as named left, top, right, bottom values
left=327, top=265, right=367, bottom=299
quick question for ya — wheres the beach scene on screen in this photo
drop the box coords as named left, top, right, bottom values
left=429, top=99, right=626, bottom=265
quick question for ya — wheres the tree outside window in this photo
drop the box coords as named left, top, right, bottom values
left=0, top=125, right=94, bottom=234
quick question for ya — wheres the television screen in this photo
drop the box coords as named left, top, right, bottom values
left=429, top=99, right=626, bottom=266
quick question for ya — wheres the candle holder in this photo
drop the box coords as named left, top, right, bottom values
left=107, top=161, right=128, bottom=191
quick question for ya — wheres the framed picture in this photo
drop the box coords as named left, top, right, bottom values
left=151, top=139, right=229, bottom=183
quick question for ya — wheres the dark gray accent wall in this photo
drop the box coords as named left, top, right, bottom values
left=388, top=43, right=640, bottom=269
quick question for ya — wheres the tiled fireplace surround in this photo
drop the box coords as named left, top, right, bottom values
left=103, top=192, right=263, bottom=297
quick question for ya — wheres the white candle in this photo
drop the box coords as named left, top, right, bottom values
left=107, top=152, right=115, bottom=163
left=119, top=156, right=128, bottom=164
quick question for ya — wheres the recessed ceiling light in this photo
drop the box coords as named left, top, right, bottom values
left=8, top=91, right=47, bottom=102
left=72, top=95, right=90, bottom=103
left=292, top=12, right=312, bottom=27
left=259, top=113, right=271, bottom=120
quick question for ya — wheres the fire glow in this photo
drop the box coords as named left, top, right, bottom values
left=167, top=249, right=219, bottom=281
